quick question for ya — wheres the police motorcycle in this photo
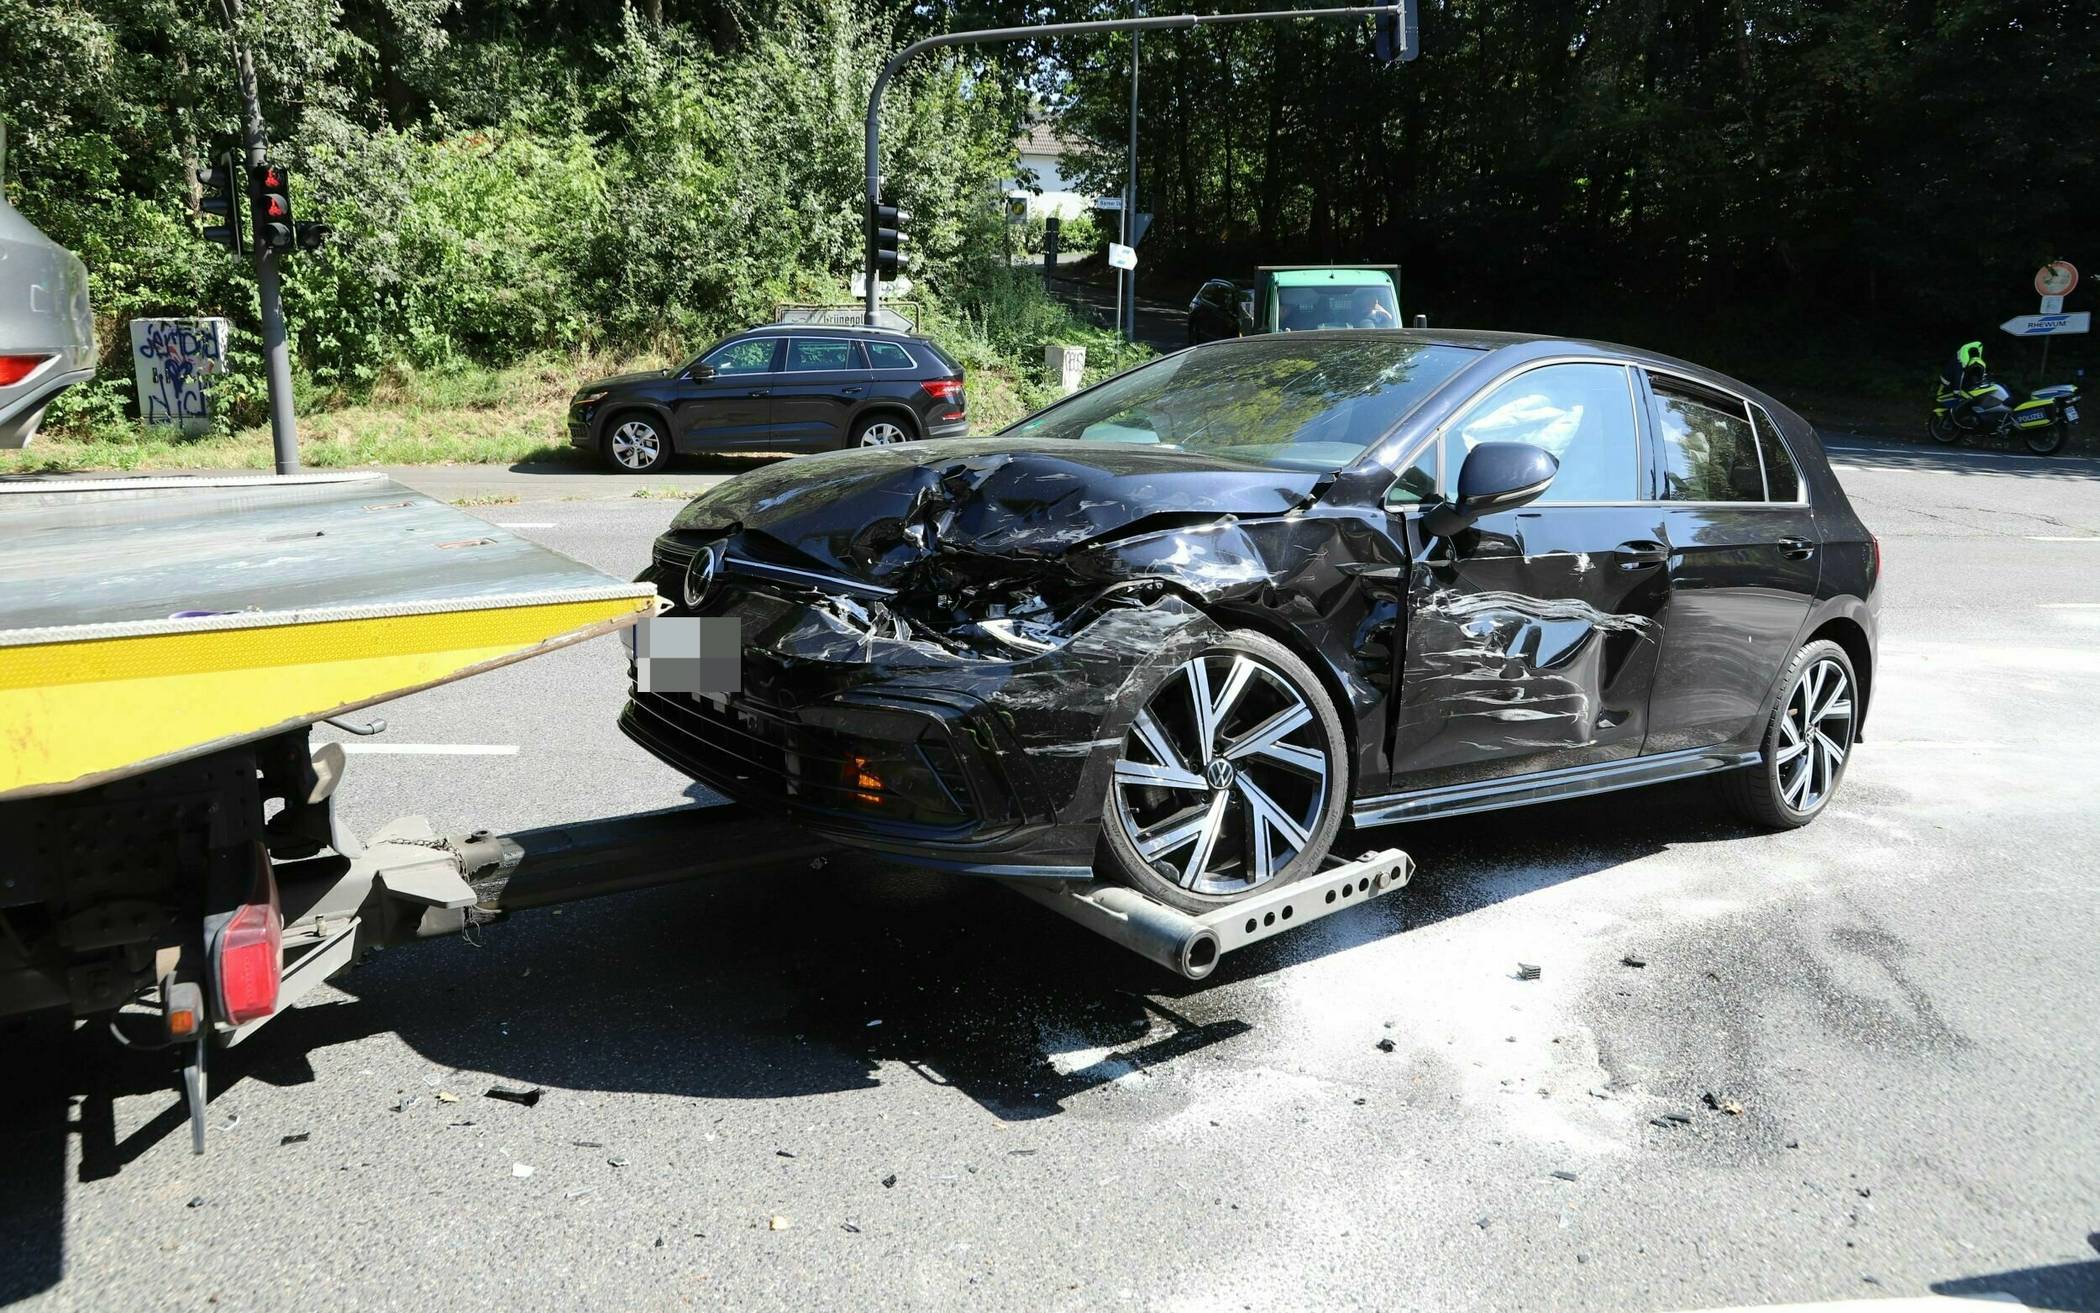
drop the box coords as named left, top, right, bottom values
left=1932, top=341, right=2082, bottom=455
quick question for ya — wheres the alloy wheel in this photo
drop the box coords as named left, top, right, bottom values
left=610, top=420, right=662, bottom=470
left=1775, top=658, right=1853, bottom=813
left=858, top=421, right=909, bottom=447
left=1110, top=653, right=1332, bottom=897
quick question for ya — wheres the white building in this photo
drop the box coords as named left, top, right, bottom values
left=1010, top=121, right=1096, bottom=220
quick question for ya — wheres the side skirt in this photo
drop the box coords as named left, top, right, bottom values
left=1349, top=746, right=1762, bottom=828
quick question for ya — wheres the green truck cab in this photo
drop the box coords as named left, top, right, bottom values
left=1248, top=265, right=1402, bottom=333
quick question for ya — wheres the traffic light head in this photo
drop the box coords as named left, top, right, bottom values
left=248, top=161, right=295, bottom=251
left=869, top=199, right=911, bottom=275
left=1375, top=0, right=1420, bottom=65
left=195, top=155, right=243, bottom=253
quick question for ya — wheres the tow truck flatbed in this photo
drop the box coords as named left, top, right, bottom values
left=0, top=473, right=656, bottom=800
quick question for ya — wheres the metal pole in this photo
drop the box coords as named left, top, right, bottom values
left=1122, top=26, right=1140, bottom=345
left=862, top=4, right=1408, bottom=326
left=225, top=0, right=299, bottom=473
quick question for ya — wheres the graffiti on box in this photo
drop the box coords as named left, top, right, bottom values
left=130, top=318, right=229, bottom=431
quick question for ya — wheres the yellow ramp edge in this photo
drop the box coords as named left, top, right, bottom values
left=0, top=594, right=651, bottom=800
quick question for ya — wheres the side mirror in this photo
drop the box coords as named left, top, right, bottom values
left=1420, top=442, right=1559, bottom=538
left=689, top=364, right=716, bottom=382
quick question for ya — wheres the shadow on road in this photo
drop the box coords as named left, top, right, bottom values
left=1820, top=434, right=2100, bottom=481
left=0, top=778, right=1755, bottom=1305
left=1932, top=1235, right=2100, bottom=1312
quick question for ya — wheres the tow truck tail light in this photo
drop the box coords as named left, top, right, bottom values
left=921, top=378, right=963, bottom=404
left=214, top=862, right=283, bottom=1026
left=0, top=354, right=52, bottom=386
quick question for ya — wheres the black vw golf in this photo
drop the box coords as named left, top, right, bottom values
left=622, top=331, right=1879, bottom=910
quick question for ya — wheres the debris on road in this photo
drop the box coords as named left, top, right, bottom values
left=393, top=1095, right=420, bottom=1113
left=487, top=1086, right=545, bottom=1107
left=842, top=1222, right=862, bottom=1234
left=1620, top=954, right=1647, bottom=969
left=882, top=1174, right=898, bottom=1188
left=512, top=1163, right=535, bottom=1178
left=437, top=1091, right=459, bottom=1103
left=776, top=1149, right=797, bottom=1159
left=186, top=1196, right=206, bottom=1209
left=768, top=1215, right=792, bottom=1231
left=608, top=1157, right=628, bottom=1168
left=280, top=1132, right=310, bottom=1146
left=1375, top=1038, right=1397, bottom=1053
left=1551, top=1170, right=1579, bottom=1182
left=1516, top=962, right=1542, bottom=981
left=573, top=1140, right=605, bottom=1148
left=1700, top=1091, right=1745, bottom=1115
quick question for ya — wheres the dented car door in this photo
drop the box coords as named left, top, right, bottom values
left=1388, top=361, right=1672, bottom=791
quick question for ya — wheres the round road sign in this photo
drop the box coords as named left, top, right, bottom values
left=2035, top=261, right=2078, bottom=297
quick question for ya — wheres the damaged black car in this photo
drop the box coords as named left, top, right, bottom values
left=621, top=331, right=1879, bottom=911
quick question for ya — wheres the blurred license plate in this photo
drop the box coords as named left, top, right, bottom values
left=2066, top=405, right=2079, bottom=422
left=625, top=617, right=741, bottom=694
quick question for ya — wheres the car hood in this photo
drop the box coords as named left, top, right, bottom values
left=582, top=370, right=671, bottom=393
left=668, top=437, right=1321, bottom=582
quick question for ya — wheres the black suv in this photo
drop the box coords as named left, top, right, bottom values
left=568, top=324, right=968, bottom=473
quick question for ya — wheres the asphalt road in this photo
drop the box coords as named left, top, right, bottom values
left=5, top=438, right=2100, bottom=1312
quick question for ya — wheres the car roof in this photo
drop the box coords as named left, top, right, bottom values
left=1246, top=328, right=1788, bottom=411
left=742, top=323, right=924, bottom=340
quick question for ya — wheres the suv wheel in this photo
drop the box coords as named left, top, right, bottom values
left=1100, top=631, right=1348, bottom=913
left=1719, top=639, right=1858, bottom=829
left=605, top=414, right=671, bottom=474
left=851, top=415, right=913, bottom=448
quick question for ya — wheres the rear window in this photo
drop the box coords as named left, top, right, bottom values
left=1005, top=337, right=1477, bottom=473
left=864, top=340, right=915, bottom=370
left=784, top=338, right=856, bottom=372
left=1652, top=376, right=1765, bottom=502
left=1750, top=404, right=1802, bottom=501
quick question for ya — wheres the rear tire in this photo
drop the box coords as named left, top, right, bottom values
left=1100, top=630, right=1348, bottom=913
left=849, top=414, right=914, bottom=449
left=2025, top=422, right=2067, bottom=456
left=1718, top=639, right=1858, bottom=830
left=603, top=413, right=672, bottom=474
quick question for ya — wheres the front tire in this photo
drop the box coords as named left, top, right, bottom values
left=1927, top=412, right=1960, bottom=445
left=604, top=413, right=672, bottom=474
left=1100, top=631, right=1348, bottom=913
left=1719, top=639, right=1858, bottom=829
left=2025, top=422, right=2067, bottom=456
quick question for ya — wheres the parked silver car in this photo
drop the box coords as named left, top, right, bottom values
left=0, top=189, right=96, bottom=448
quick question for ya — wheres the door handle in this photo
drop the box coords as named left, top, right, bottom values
left=841, top=385, right=865, bottom=395
left=1615, top=540, right=1670, bottom=569
left=1779, top=536, right=1816, bottom=560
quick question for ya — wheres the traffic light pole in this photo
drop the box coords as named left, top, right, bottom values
left=226, top=0, right=299, bottom=474
left=862, top=3, right=1412, bottom=327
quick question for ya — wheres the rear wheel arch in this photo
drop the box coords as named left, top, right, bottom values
left=849, top=404, right=920, bottom=445
left=1805, top=615, right=1873, bottom=737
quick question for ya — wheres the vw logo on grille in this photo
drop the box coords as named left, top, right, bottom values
left=682, top=544, right=721, bottom=610
left=1205, top=758, right=1237, bottom=790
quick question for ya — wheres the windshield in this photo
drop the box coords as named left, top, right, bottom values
left=1278, top=282, right=1398, bottom=331
left=1003, top=338, right=1477, bottom=472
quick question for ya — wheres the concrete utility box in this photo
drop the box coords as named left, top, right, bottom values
left=1046, top=344, right=1086, bottom=396
left=130, top=317, right=231, bottom=435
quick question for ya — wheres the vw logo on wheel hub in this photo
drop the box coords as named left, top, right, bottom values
left=1205, top=758, right=1237, bottom=791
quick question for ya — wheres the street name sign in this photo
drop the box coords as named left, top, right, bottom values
left=2000, top=311, right=2089, bottom=337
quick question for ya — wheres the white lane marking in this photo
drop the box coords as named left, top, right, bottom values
left=494, top=521, right=558, bottom=529
left=338, top=743, right=520, bottom=756
left=1670, top=1297, right=2025, bottom=1313
left=2037, top=602, right=2100, bottom=609
left=2027, top=534, right=2100, bottom=542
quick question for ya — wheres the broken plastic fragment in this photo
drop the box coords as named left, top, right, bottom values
left=486, top=1085, right=544, bottom=1107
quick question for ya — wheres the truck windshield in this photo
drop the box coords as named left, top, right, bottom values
left=1003, top=337, right=1478, bottom=472
left=1277, top=283, right=1399, bottom=331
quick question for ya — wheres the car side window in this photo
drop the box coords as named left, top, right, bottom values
left=1749, top=404, right=1801, bottom=501
left=1442, top=362, right=1639, bottom=503
left=703, top=339, right=776, bottom=376
left=1383, top=440, right=1439, bottom=507
left=784, top=338, right=856, bottom=373
left=1651, top=376, right=1765, bottom=502
left=864, top=340, right=915, bottom=370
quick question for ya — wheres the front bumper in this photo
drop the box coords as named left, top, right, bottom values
left=617, top=585, right=1223, bottom=877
